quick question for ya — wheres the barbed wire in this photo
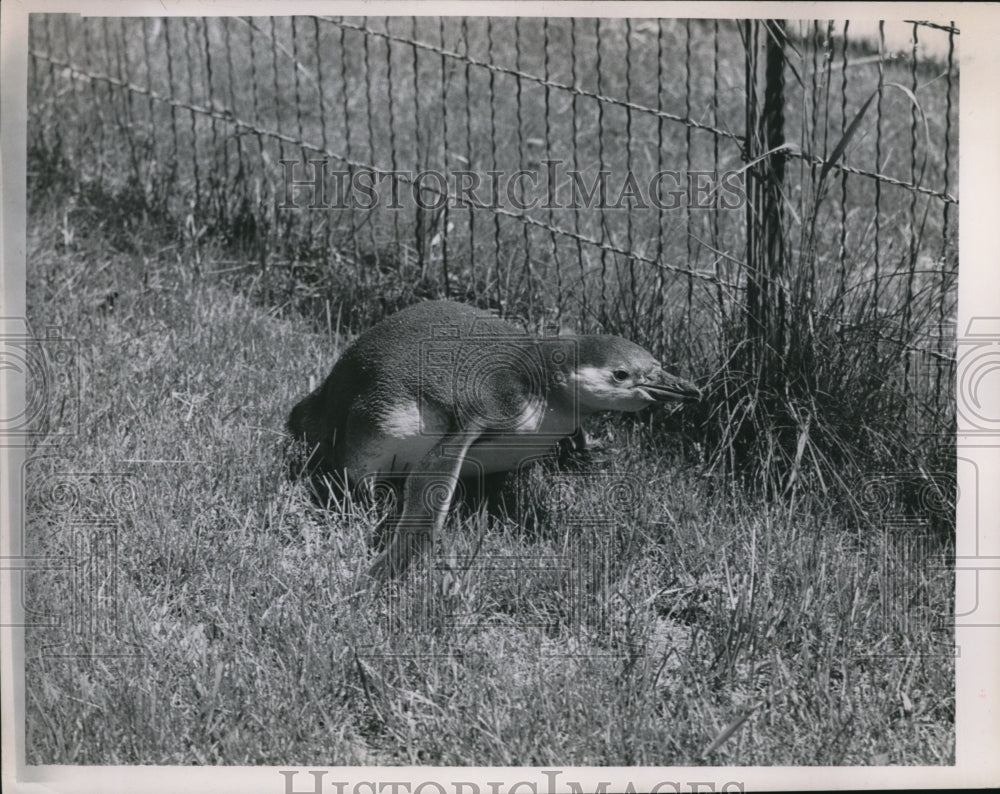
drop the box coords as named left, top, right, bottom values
left=317, top=17, right=958, bottom=204
left=30, top=49, right=743, bottom=291
left=903, top=20, right=960, bottom=35
left=319, top=17, right=745, bottom=143
left=32, top=40, right=959, bottom=214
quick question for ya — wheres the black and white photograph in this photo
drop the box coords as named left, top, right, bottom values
left=1, top=1, right=998, bottom=791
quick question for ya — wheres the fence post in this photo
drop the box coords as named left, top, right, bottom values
left=744, top=20, right=788, bottom=391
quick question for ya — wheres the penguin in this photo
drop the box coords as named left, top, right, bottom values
left=287, top=300, right=700, bottom=579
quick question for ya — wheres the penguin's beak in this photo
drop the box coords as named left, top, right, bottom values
left=640, top=368, right=702, bottom=403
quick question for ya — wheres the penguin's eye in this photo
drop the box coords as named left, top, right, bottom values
left=612, top=369, right=630, bottom=383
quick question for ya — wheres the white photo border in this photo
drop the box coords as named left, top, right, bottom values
left=2, top=1, right=998, bottom=792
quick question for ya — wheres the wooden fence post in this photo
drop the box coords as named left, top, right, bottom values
left=744, top=19, right=788, bottom=391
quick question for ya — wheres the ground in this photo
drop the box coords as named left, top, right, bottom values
left=21, top=210, right=954, bottom=766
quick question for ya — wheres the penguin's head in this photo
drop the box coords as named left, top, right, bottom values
left=567, top=336, right=701, bottom=413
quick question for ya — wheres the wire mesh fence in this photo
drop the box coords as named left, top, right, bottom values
left=26, top=13, right=959, bottom=475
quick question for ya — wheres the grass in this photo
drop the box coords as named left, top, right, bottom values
left=23, top=199, right=953, bottom=765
